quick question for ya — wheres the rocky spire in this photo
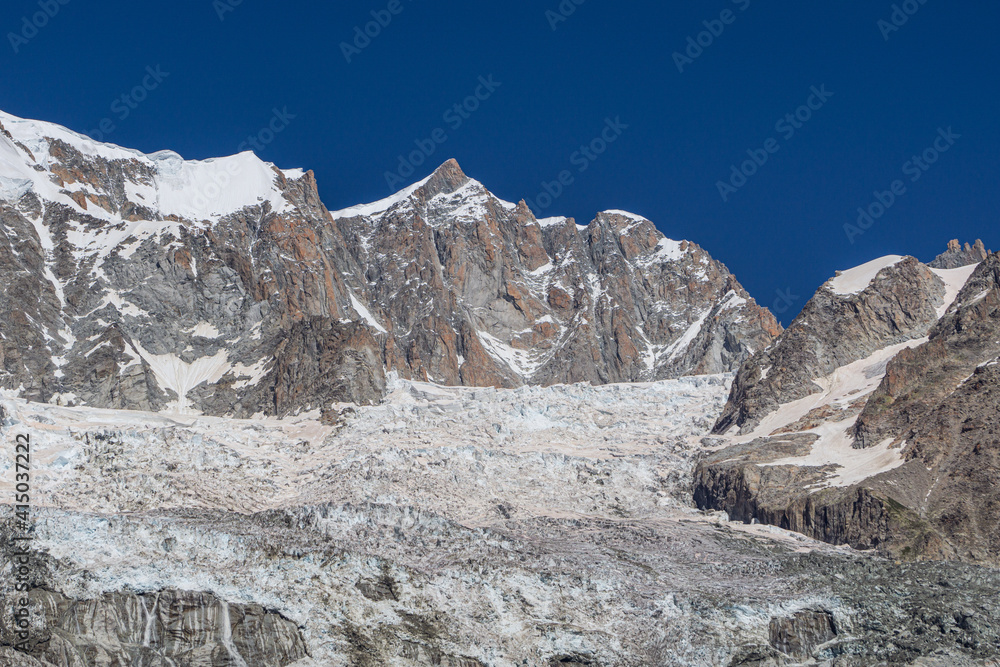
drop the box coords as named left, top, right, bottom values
left=928, top=238, right=989, bottom=269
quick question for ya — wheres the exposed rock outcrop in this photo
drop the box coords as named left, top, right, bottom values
left=768, top=609, right=837, bottom=660
left=195, top=318, right=387, bottom=417
left=332, top=162, right=780, bottom=388
left=854, top=254, right=1000, bottom=448
left=693, top=438, right=907, bottom=552
left=0, top=588, right=307, bottom=667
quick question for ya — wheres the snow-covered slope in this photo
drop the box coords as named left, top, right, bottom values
left=826, top=255, right=904, bottom=295
left=0, top=110, right=292, bottom=223
left=5, top=372, right=1000, bottom=666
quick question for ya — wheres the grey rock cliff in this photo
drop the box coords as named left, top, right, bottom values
left=0, top=588, right=307, bottom=667
left=333, top=160, right=780, bottom=389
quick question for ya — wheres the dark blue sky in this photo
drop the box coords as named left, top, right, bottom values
left=4, top=0, right=997, bottom=323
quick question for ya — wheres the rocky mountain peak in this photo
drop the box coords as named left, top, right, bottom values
left=714, top=254, right=947, bottom=435
left=929, top=238, right=990, bottom=269
left=512, top=198, right=537, bottom=224
left=418, top=157, right=469, bottom=197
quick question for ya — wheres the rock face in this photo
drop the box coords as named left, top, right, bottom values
left=713, top=255, right=945, bottom=435
left=853, top=254, right=1000, bottom=448
left=698, top=247, right=1000, bottom=565
left=693, top=447, right=918, bottom=553
left=198, top=318, right=387, bottom=418
left=331, top=160, right=779, bottom=388
left=846, top=254, right=1000, bottom=561
left=0, top=110, right=778, bottom=416
left=768, top=609, right=837, bottom=660
left=0, top=588, right=307, bottom=666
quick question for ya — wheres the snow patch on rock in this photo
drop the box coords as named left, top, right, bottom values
left=930, top=263, right=980, bottom=318
left=827, top=256, right=905, bottom=296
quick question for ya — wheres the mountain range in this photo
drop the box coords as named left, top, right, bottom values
left=1, top=109, right=999, bottom=666
left=0, top=109, right=778, bottom=418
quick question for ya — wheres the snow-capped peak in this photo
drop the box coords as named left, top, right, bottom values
left=330, top=173, right=434, bottom=220
left=331, top=159, right=520, bottom=222
left=0, top=108, right=302, bottom=224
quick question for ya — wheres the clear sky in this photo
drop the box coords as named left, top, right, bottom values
left=3, top=0, right=997, bottom=323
